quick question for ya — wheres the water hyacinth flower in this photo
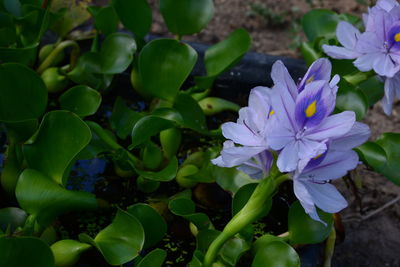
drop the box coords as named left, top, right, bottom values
left=322, top=0, right=400, bottom=114
left=293, top=122, right=370, bottom=222
left=212, top=86, right=274, bottom=177
left=267, top=58, right=355, bottom=173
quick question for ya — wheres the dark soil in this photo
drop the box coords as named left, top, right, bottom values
left=149, top=0, right=400, bottom=266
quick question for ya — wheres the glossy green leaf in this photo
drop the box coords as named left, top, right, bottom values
left=196, top=229, right=220, bottom=252
left=16, top=169, right=98, bottom=228
left=173, top=93, right=208, bottom=133
left=134, top=156, right=178, bottom=182
left=113, top=0, right=152, bottom=39
left=24, top=111, right=92, bottom=185
left=0, top=207, right=27, bottom=233
left=110, top=97, right=143, bottom=139
left=219, top=236, right=250, bottom=266
left=376, top=133, right=400, bottom=185
left=356, top=141, right=387, bottom=172
left=93, top=209, right=145, bottom=266
left=336, top=80, right=368, bottom=120
left=214, top=166, right=255, bottom=194
left=0, top=63, right=47, bottom=122
left=169, top=197, right=211, bottom=230
left=4, top=0, right=22, bottom=17
left=88, top=5, right=119, bottom=35
left=160, top=127, right=181, bottom=159
left=302, top=9, right=339, bottom=42
left=0, top=43, right=38, bottom=65
left=59, top=85, right=101, bottom=117
left=252, top=241, right=300, bottom=267
left=160, top=0, right=214, bottom=35
left=253, top=234, right=283, bottom=254
left=139, top=39, right=197, bottom=100
left=131, top=115, right=176, bottom=147
left=51, top=239, right=92, bottom=267
left=204, top=29, right=251, bottom=77
left=137, top=249, right=167, bottom=267
left=127, top=204, right=167, bottom=249
left=100, top=33, right=136, bottom=74
left=288, top=201, right=333, bottom=244
left=0, top=237, right=55, bottom=267
left=357, top=76, right=385, bottom=106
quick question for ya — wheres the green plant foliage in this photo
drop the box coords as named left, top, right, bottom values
left=0, top=63, right=47, bottom=122
left=135, top=157, right=179, bottom=182
left=131, top=115, right=176, bottom=147
left=302, top=9, right=339, bottom=42
left=173, top=93, right=208, bottom=133
left=0, top=237, right=55, bottom=267
left=169, top=197, right=211, bottom=230
left=160, top=0, right=214, bottom=35
left=82, top=209, right=145, bottom=266
left=110, top=97, right=143, bottom=139
left=127, top=203, right=167, bottom=249
left=198, top=97, right=240, bottom=116
left=357, top=76, right=385, bottom=107
left=232, top=183, right=271, bottom=217
left=0, top=207, right=27, bottom=233
left=160, top=127, right=181, bottom=159
left=59, top=85, right=102, bottom=117
left=288, top=201, right=333, bottom=244
left=195, top=29, right=251, bottom=89
left=88, top=5, right=119, bottom=35
left=335, top=80, right=368, bottom=120
left=139, top=39, right=197, bottom=100
left=214, top=167, right=255, bottom=194
left=219, top=237, right=250, bottom=266
left=51, top=239, right=92, bottom=267
left=137, top=249, right=167, bottom=267
left=16, top=169, right=98, bottom=228
left=113, top=0, right=152, bottom=39
left=24, top=111, right=92, bottom=185
left=252, top=241, right=300, bottom=267
left=358, top=133, right=400, bottom=185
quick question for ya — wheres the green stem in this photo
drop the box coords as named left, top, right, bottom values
left=323, top=226, right=336, bottom=267
left=37, top=40, right=80, bottom=74
left=22, top=214, right=37, bottom=236
left=203, top=177, right=278, bottom=267
left=343, top=71, right=375, bottom=86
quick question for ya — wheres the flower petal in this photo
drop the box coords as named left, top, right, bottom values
left=298, top=58, right=332, bottom=92
left=293, top=180, right=322, bottom=223
left=330, top=122, right=371, bottom=150
left=270, top=82, right=297, bottom=131
left=304, top=182, right=348, bottom=214
left=322, top=45, right=360, bottom=59
left=337, top=21, right=360, bottom=49
left=277, top=140, right=299, bottom=172
left=271, top=60, right=298, bottom=101
left=300, top=150, right=359, bottom=181
left=373, top=53, right=400, bottom=77
left=212, top=141, right=266, bottom=168
left=356, top=32, right=381, bottom=53
left=382, top=76, right=397, bottom=115
left=306, top=111, right=355, bottom=141
left=354, top=53, right=378, bottom=72
left=222, top=121, right=264, bottom=146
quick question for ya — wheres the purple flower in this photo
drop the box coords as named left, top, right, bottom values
left=212, top=86, right=274, bottom=177
left=293, top=122, right=370, bottom=223
left=322, top=0, right=400, bottom=114
left=267, top=59, right=355, bottom=173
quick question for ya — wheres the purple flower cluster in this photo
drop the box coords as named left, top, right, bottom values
left=323, top=0, right=400, bottom=115
left=212, top=59, right=370, bottom=223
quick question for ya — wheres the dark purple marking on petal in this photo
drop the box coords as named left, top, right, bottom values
left=388, top=22, right=400, bottom=51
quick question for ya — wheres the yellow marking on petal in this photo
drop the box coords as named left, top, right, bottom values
left=313, top=153, right=323, bottom=160
left=305, top=100, right=317, bottom=117
left=395, top=33, right=400, bottom=42
left=306, top=76, right=314, bottom=84
left=269, top=109, right=275, bottom=116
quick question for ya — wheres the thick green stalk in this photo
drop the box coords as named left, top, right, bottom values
left=203, top=177, right=277, bottom=267
left=37, top=40, right=80, bottom=74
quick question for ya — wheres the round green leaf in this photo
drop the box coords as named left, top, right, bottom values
left=137, top=249, right=167, bottom=267
left=113, top=0, right=152, bottom=39
left=376, top=133, right=400, bottom=185
left=204, top=28, right=251, bottom=77
left=16, top=169, right=98, bottom=228
left=252, top=241, right=300, bottom=267
left=134, top=157, right=179, bottom=182
left=24, top=111, right=92, bottom=185
left=0, top=63, right=47, bottom=122
left=160, top=0, right=214, bottom=35
left=356, top=141, right=387, bottom=172
left=94, top=209, right=145, bottom=266
left=302, top=9, right=339, bottom=42
left=139, top=39, right=197, bottom=100
left=288, top=201, right=333, bottom=245
left=59, top=85, right=102, bottom=117
left=131, top=115, right=176, bottom=148
left=336, top=80, right=368, bottom=120
left=110, top=97, right=143, bottom=139
left=88, top=5, right=119, bottom=35
left=173, top=93, right=207, bottom=133
left=168, top=197, right=211, bottom=230
left=127, top=204, right=167, bottom=249
left=0, top=237, right=55, bottom=267
left=51, top=239, right=92, bottom=267
left=0, top=207, right=27, bottom=233
left=100, top=33, right=137, bottom=74
left=357, top=76, right=385, bottom=106
left=220, top=237, right=250, bottom=266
